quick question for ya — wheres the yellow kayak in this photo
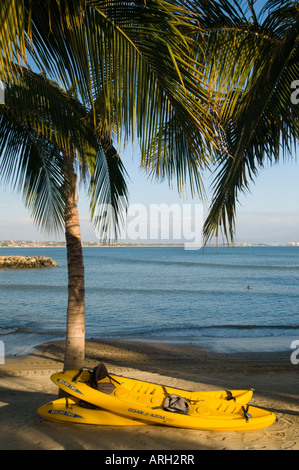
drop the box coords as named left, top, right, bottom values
left=37, top=397, right=148, bottom=426
left=51, top=367, right=253, bottom=406
left=50, top=367, right=275, bottom=431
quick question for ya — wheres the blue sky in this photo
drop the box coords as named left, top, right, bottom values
left=0, top=148, right=298, bottom=244
left=0, top=0, right=298, bottom=244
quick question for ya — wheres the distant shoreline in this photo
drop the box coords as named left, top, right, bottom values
left=0, top=240, right=299, bottom=248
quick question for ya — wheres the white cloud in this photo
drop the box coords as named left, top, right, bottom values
left=235, top=211, right=299, bottom=243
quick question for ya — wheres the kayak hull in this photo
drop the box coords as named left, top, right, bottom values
left=50, top=369, right=276, bottom=431
left=37, top=397, right=147, bottom=426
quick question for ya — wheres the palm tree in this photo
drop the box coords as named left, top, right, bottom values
left=7, top=1, right=298, bottom=244
left=6, top=1, right=297, bottom=370
left=0, top=69, right=128, bottom=370
left=1, top=1, right=223, bottom=370
left=3, top=0, right=298, bottom=371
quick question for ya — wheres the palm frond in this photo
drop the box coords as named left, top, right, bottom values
left=200, top=1, right=299, bottom=243
left=2, top=1, right=221, bottom=199
left=88, top=137, right=129, bottom=242
left=0, top=111, right=67, bottom=233
left=1, top=66, right=129, bottom=239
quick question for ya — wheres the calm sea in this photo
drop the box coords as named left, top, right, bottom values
left=0, top=246, right=298, bottom=356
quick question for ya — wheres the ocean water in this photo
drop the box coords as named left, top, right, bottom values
left=0, top=245, right=299, bottom=357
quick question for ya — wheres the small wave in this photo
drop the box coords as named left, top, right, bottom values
left=83, top=286, right=299, bottom=300
left=0, top=284, right=66, bottom=292
left=0, top=327, right=18, bottom=335
left=1, top=283, right=298, bottom=300
left=0, top=326, right=65, bottom=337
left=200, top=324, right=299, bottom=331
left=100, top=255, right=299, bottom=271
left=97, top=323, right=299, bottom=340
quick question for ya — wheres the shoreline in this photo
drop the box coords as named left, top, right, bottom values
left=2, top=331, right=297, bottom=359
left=0, top=338, right=298, bottom=450
left=1, top=243, right=299, bottom=248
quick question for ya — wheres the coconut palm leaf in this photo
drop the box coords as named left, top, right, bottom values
left=0, top=110, right=67, bottom=233
left=0, top=69, right=128, bottom=237
left=87, top=137, right=128, bottom=241
left=1, top=0, right=222, bottom=203
left=198, top=0, right=299, bottom=243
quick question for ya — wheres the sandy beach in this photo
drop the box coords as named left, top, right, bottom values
left=0, top=339, right=298, bottom=450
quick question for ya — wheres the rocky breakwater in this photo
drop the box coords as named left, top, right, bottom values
left=0, top=256, right=57, bottom=269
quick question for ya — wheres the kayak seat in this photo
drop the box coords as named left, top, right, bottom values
left=97, top=382, right=115, bottom=394
left=87, top=363, right=118, bottom=394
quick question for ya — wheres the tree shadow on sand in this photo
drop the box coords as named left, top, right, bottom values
left=0, top=383, right=213, bottom=450
left=31, top=339, right=299, bottom=419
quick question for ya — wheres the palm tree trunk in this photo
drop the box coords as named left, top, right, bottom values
left=63, top=162, right=85, bottom=371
